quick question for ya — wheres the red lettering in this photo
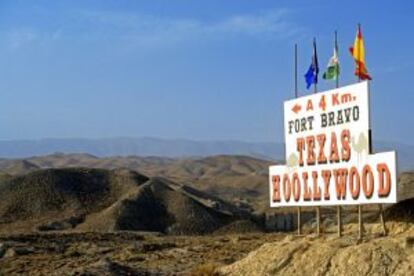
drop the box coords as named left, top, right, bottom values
left=306, top=99, right=314, bottom=111
left=334, top=169, right=348, bottom=200
left=349, top=167, right=360, bottom=199
left=302, top=172, right=312, bottom=201
left=306, top=136, right=316, bottom=165
left=341, top=129, right=351, bottom=161
left=292, top=173, right=301, bottom=201
left=316, top=134, right=327, bottom=164
left=283, top=174, right=291, bottom=201
left=297, top=138, right=305, bottom=166
left=330, top=132, right=340, bottom=163
left=362, top=165, right=374, bottom=198
left=321, top=170, right=331, bottom=200
left=312, top=171, right=321, bottom=200
left=377, top=163, right=391, bottom=197
left=272, top=175, right=281, bottom=202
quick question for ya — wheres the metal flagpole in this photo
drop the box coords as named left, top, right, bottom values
left=335, top=30, right=339, bottom=89
left=357, top=23, right=361, bottom=83
left=357, top=25, right=387, bottom=236
left=356, top=23, right=363, bottom=240
left=294, top=43, right=302, bottom=236
left=312, top=38, right=320, bottom=235
left=334, top=30, right=342, bottom=237
left=312, top=37, right=320, bottom=235
left=313, top=38, right=318, bottom=94
left=295, top=44, right=298, bottom=98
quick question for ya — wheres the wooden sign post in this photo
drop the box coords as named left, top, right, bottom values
left=316, top=207, right=321, bottom=236
left=337, top=206, right=342, bottom=237
left=378, top=204, right=387, bottom=235
left=358, top=205, right=363, bottom=240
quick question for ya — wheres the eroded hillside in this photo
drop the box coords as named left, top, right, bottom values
left=0, top=154, right=275, bottom=212
left=0, top=168, right=256, bottom=235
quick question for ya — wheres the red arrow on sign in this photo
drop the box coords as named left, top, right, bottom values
left=292, top=103, right=301, bottom=114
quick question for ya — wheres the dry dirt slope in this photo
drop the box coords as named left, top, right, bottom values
left=0, top=154, right=274, bottom=212
left=220, top=222, right=414, bottom=275
left=220, top=199, right=414, bottom=276
left=0, top=168, right=255, bottom=235
left=0, top=154, right=413, bottom=217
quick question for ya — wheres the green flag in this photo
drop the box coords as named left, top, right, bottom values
left=323, top=43, right=339, bottom=80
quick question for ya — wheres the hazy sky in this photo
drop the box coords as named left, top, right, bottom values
left=0, top=0, right=412, bottom=144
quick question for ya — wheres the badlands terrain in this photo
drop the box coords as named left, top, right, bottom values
left=0, top=154, right=412, bottom=275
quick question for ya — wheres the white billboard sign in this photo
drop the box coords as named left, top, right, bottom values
left=269, top=82, right=397, bottom=207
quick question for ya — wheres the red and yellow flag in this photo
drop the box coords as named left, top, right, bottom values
left=349, top=25, right=372, bottom=80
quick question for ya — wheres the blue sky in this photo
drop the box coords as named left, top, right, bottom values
left=0, top=0, right=412, bottom=144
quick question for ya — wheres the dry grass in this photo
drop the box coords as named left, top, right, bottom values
left=0, top=232, right=280, bottom=275
left=190, top=263, right=221, bottom=276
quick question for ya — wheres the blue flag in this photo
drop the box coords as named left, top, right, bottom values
left=305, top=39, right=319, bottom=89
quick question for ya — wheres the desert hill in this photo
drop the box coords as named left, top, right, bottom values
left=397, top=171, right=414, bottom=201
left=0, top=168, right=254, bottom=235
left=78, top=177, right=243, bottom=234
left=0, top=154, right=413, bottom=214
left=0, top=160, right=40, bottom=176
left=0, top=157, right=412, bottom=274
left=0, top=154, right=274, bottom=212
left=0, top=168, right=149, bottom=222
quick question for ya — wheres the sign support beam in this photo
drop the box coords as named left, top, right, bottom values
left=379, top=204, right=387, bottom=236
left=337, top=206, right=342, bottom=237
left=316, top=206, right=321, bottom=236
left=358, top=205, right=363, bottom=240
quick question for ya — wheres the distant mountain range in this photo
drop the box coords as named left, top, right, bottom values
left=0, top=137, right=282, bottom=160
left=0, top=137, right=412, bottom=170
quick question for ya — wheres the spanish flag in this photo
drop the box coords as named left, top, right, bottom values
left=349, top=25, right=372, bottom=80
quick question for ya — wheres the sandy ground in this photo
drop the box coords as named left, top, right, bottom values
left=0, top=231, right=278, bottom=275
left=0, top=221, right=412, bottom=275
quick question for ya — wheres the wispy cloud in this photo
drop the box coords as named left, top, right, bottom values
left=4, top=27, right=63, bottom=51
left=7, top=29, right=39, bottom=50
left=2, top=9, right=302, bottom=51
left=375, top=60, right=414, bottom=75
left=208, top=10, right=297, bottom=37
left=77, top=9, right=302, bottom=47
